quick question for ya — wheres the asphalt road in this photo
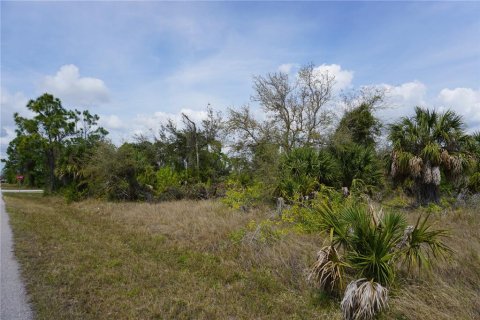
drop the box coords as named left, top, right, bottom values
left=0, top=194, right=34, bottom=320
left=0, top=190, right=43, bottom=193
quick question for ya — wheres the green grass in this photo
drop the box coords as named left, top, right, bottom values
left=3, top=194, right=480, bottom=319
left=0, top=183, right=41, bottom=190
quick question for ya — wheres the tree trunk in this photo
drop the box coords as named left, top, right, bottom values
left=415, top=181, right=440, bottom=205
left=46, top=149, right=56, bottom=192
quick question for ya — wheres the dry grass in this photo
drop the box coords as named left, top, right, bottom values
left=385, top=208, right=480, bottom=320
left=3, top=194, right=480, bottom=320
left=4, top=194, right=336, bottom=319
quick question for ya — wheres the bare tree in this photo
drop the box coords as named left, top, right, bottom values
left=182, top=113, right=200, bottom=173
left=250, top=63, right=335, bottom=152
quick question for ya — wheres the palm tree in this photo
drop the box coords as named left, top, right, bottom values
left=277, top=147, right=340, bottom=199
left=388, top=107, right=473, bottom=205
left=467, top=132, right=480, bottom=192
left=307, top=197, right=450, bottom=319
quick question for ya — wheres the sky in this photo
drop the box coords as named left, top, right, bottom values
left=1, top=1, right=480, bottom=164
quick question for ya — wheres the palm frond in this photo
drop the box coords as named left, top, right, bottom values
left=307, top=245, right=348, bottom=293
left=341, top=278, right=389, bottom=320
left=400, top=214, right=451, bottom=271
left=421, top=142, right=441, bottom=166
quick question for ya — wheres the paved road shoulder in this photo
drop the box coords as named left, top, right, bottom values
left=1, top=194, right=34, bottom=320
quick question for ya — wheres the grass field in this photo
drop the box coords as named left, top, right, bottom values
left=3, top=194, right=480, bottom=319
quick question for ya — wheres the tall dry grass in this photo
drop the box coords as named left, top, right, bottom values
left=5, top=195, right=337, bottom=319
left=3, top=194, right=479, bottom=319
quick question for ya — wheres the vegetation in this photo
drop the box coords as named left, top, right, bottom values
left=388, top=107, right=475, bottom=205
left=2, top=64, right=480, bottom=319
left=4, top=193, right=479, bottom=319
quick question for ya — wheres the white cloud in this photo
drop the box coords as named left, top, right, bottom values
left=0, top=126, right=17, bottom=160
left=314, top=64, right=354, bottom=91
left=1, top=89, right=31, bottom=163
left=438, top=87, right=480, bottom=131
left=383, top=81, right=427, bottom=106
left=1, top=88, right=31, bottom=126
left=99, top=108, right=209, bottom=145
left=99, top=115, right=125, bottom=130
left=278, top=63, right=297, bottom=74
left=374, top=81, right=427, bottom=123
left=40, top=64, right=109, bottom=106
left=133, top=108, right=208, bottom=134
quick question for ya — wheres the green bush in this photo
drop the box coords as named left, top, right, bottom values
left=222, top=180, right=263, bottom=210
left=282, top=186, right=344, bottom=233
left=156, top=167, right=181, bottom=194
left=137, top=164, right=157, bottom=189
left=307, top=200, right=450, bottom=288
left=277, top=147, right=340, bottom=200
left=468, top=172, right=480, bottom=193
left=331, top=143, right=383, bottom=189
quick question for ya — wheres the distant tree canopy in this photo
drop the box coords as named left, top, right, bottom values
left=2, top=65, right=478, bottom=205
left=3, top=93, right=107, bottom=192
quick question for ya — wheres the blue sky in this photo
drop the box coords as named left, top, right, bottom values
left=1, top=1, right=480, bottom=160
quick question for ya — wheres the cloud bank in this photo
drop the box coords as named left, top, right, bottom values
left=40, top=64, right=109, bottom=106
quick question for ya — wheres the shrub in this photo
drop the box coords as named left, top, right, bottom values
left=331, top=143, right=383, bottom=190
left=281, top=186, right=344, bottom=233
left=222, top=181, right=263, bottom=210
left=468, top=172, right=480, bottom=193
left=301, top=200, right=450, bottom=318
left=277, top=147, right=340, bottom=199
left=156, top=167, right=181, bottom=194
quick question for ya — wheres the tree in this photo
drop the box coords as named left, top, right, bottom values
left=4, top=94, right=108, bottom=193
left=333, top=99, right=382, bottom=148
left=3, top=133, right=46, bottom=186
left=330, top=91, right=384, bottom=190
left=56, top=109, right=108, bottom=195
left=388, top=107, right=474, bottom=205
left=226, top=64, right=335, bottom=190
left=466, top=131, right=480, bottom=192
left=11, top=94, right=76, bottom=191
left=252, top=63, right=334, bottom=151
left=155, top=106, right=228, bottom=184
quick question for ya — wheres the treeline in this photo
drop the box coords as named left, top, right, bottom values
left=3, top=64, right=480, bottom=205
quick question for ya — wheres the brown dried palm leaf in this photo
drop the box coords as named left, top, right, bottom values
left=390, top=151, right=398, bottom=177
left=408, top=156, right=423, bottom=178
left=431, top=166, right=441, bottom=186
left=390, top=161, right=397, bottom=178
left=450, top=155, right=463, bottom=174
left=367, top=200, right=384, bottom=227
left=307, top=246, right=345, bottom=293
left=440, top=149, right=451, bottom=169
left=422, top=161, right=432, bottom=184
left=341, top=278, right=389, bottom=320
left=395, top=225, right=414, bottom=250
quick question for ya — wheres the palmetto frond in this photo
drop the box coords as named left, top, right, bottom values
left=421, top=142, right=441, bottom=166
left=307, top=245, right=348, bottom=293
left=341, top=278, right=389, bottom=320
left=400, top=214, right=451, bottom=271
